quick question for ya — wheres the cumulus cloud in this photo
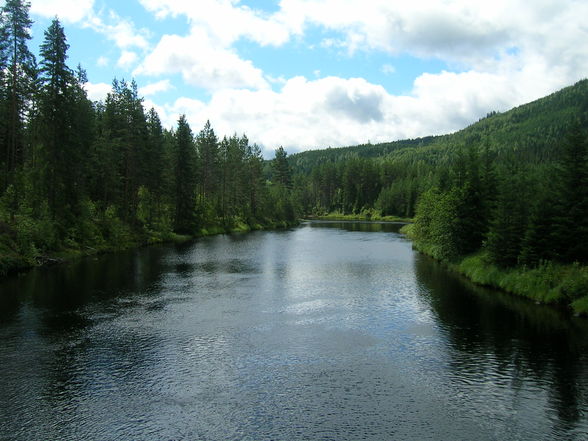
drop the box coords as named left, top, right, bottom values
left=117, top=50, right=139, bottom=69
left=30, top=0, right=94, bottom=23
left=131, top=0, right=588, bottom=155
left=138, top=0, right=296, bottom=47
left=324, top=82, right=385, bottom=123
left=134, top=30, right=269, bottom=91
left=154, top=63, right=577, bottom=157
left=84, top=10, right=150, bottom=50
left=139, top=79, right=173, bottom=97
left=84, top=81, right=111, bottom=101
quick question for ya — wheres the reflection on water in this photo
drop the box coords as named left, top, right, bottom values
left=0, top=222, right=587, bottom=441
left=414, top=253, right=588, bottom=438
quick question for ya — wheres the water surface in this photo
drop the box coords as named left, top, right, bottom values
left=1, top=221, right=587, bottom=440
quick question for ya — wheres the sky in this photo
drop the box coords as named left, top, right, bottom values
left=19, top=0, right=588, bottom=156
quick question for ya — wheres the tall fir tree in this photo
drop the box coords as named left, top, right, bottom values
left=551, top=124, right=588, bottom=263
left=173, top=115, right=196, bottom=233
left=0, top=0, right=36, bottom=178
left=196, top=120, right=219, bottom=204
left=272, top=146, right=292, bottom=189
left=38, top=18, right=76, bottom=218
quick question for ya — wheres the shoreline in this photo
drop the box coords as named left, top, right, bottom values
left=307, top=212, right=413, bottom=223
left=400, top=224, right=588, bottom=317
left=0, top=219, right=299, bottom=280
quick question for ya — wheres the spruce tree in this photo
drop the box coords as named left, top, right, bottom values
left=551, top=124, right=588, bottom=263
left=272, top=146, right=292, bottom=189
left=173, top=115, right=196, bottom=233
left=38, top=18, right=75, bottom=217
left=196, top=120, right=219, bottom=203
left=1, top=0, right=36, bottom=175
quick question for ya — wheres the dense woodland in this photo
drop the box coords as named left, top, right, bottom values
left=0, top=1, right=299, bottom=273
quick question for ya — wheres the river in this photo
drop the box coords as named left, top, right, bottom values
left=0, top=221, right=587, bottom=440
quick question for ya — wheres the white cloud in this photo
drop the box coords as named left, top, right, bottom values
left=134, top=30, right=269, bottom=91
left=133, top=0, right=588, bottom=156
left=154, top=61, right=578, bottom=157
left=84, top=81, right=111, bottom=102
left=30, top=0, right=94, bottom=23
left=139, top=79, right=173, bottom=97
left=84, top=10, right=150, bottom=50
left=117, top=50, right=139, bottom=69
left=138, top=0, right=296, bottom=47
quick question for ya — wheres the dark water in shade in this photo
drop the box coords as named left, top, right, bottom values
left=0, top=221, right=587, bottom=441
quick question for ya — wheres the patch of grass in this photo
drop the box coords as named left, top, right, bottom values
left=457, top=253, right=588, bottom=315
left=311, top=210, right=413, bottom=223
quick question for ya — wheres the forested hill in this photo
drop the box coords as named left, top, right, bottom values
left=289, top=79, right=588, bottom=173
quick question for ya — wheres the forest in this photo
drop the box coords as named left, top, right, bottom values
left=1, top=1, right=587, bottom=314
left=0, top=2, right=299, bottom=275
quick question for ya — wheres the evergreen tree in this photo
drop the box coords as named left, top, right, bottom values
left=38, top=18, right=76, bottom=218
left=551, top=124, right=588, bottom=263
left=272, top=146, right=292, bottom=188
left=196, top=120, right=219, bottom=204
left=173, top=115, right=196, bottom=233
left=485, top=165, right=531, bottom=267
left=0, top=0, right=36, bottom=176
left=102, top=79, right=148, bottom=220
left=245, top=143, right=265, bottom=219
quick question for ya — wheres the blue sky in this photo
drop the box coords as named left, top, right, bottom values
left=22, top=0, right=588, bottom=155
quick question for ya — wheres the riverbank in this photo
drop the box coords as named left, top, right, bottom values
left=309, top=210, right=412, bottom=223
left=400, top=224, right=588, bottom=316
left=0, top=218, right=299, bottom=278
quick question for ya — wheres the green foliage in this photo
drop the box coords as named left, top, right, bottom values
left=458, top=253, right=588, bottom=314
left=101, top=205, right=132, bottom=247
left=272, top=146, right=292, bottom=188
left=485, top=166, right=531, bottom=267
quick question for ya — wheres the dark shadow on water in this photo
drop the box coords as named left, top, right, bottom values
left=413, top=252, right=588, bottom=434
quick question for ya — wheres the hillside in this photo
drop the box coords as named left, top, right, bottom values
left=289, top=79, right=588, bottom=173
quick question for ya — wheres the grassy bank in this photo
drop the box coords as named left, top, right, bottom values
left=310, top=209, right=412, bottom=223
left=0, top=218, right=299, bottom=278
left=400, top=224, right=588, bottom=316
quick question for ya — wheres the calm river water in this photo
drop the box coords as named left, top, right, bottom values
left=1, top=221, right=587, bottom=440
